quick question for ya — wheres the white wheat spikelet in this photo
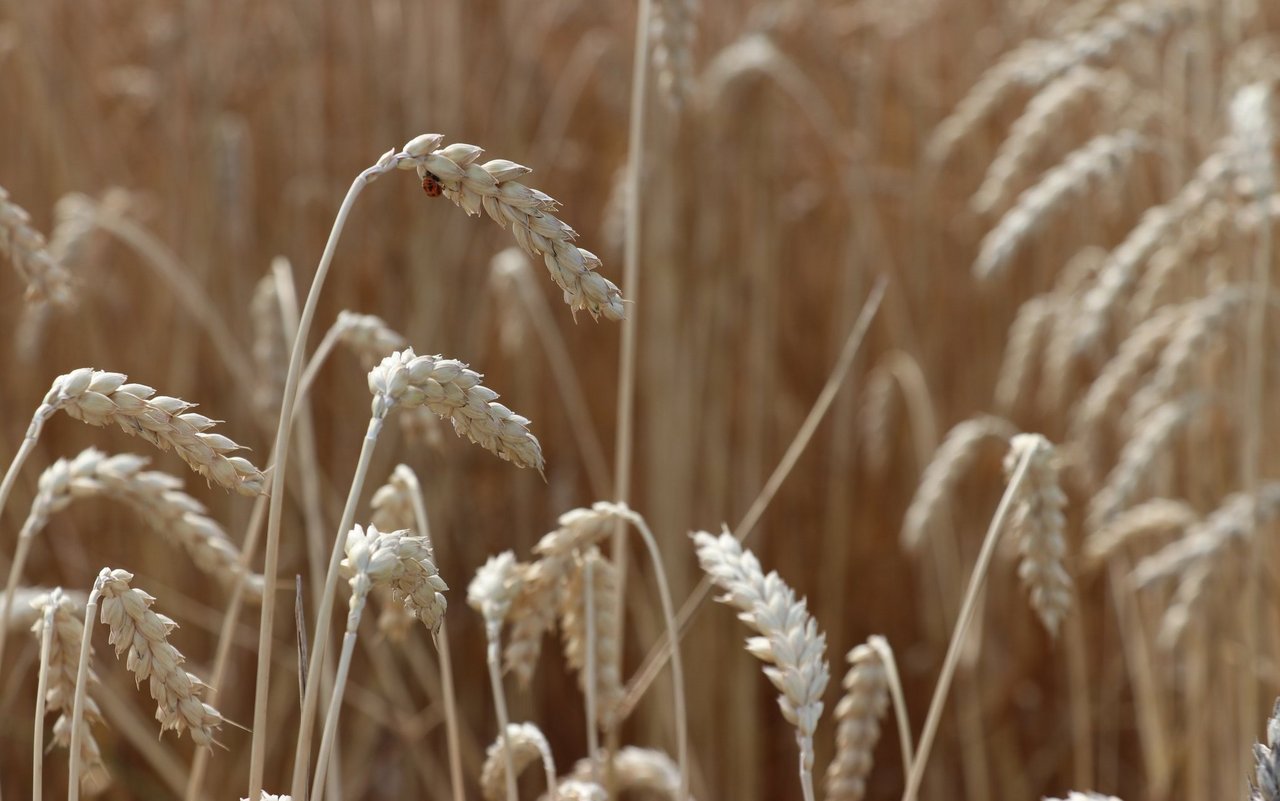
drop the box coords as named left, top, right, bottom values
left=480, top=722, right=557, bottom=801
left=36, top=368, right=267, bottom=496
left=368, top=348, right=543, bottom=471
left=95, top=568, right=225, bottom=746
left=825, top=640, right=890, bottom=801
left=694, top=529, right=829, bottom=800
left=1231, top=83, right=1276, bottom=198
left=347, top=525, right=448, bottom=634
left=32, top=588, right=110, bottom=793
left=1005, top=434, right=1072, bottom=636
left=368, top=466, right=425, bottom=639
left=396, top=134, right=623, bottom=321
left=469, top=551, right=523, bottom=638
left=242, top=794, right=293, bottom=801
left=335, top=310, right=409, bottom=365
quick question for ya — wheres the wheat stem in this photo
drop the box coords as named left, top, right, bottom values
left=584, top=555, right=601, bottom=768
left=310, top=631, right=359, bottom=801
left=32, top=603, right=56, bottom=801
left=67, top=578, right=103, bottom=801
left=867, top=635, right=916, bottom=779
left=900, top=442, right=1036, bottom=801
left=488, top=636, right=519, bottom=801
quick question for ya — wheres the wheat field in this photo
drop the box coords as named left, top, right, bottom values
left=3, top=1, right=1280, bottom=800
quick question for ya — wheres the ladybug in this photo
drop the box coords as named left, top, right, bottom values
left=421, top=171, right=443, bottom=197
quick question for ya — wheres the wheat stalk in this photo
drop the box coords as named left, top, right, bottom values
left=1005, top=434, right=1073, bottom=636
left=694, top=529, right=828, bottom=801
left=470, top=551, right=524, bottom=801
left=0, top=184, right=75, bottom=305
left=480, top=722, right=558, bottom=801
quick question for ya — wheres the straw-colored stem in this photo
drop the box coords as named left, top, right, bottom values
left=584, top=556, right=601, bottom=768
left=67, top=583, right=101, bottom=801
left=295, top=322, right=345, bottom=411
left=899, top=446, right=1035, bottom=801
left=252, top=163, right=381, bottom=800
left=0, top=407, right=52, bottom=556
left=799, top=737, right=816, bottom=801
left=867, top=635, right=916, bottom=778
left=33, top=604, right=55, bottom=801
left=0, top=526, right=37, bottom=671
left=618, top=278, right=885, bottom=720
left=289, top=416, right=385, bottom=800
left=310, top=631, right=360, bottom=801
left=487, top=636, right=519, bottom=801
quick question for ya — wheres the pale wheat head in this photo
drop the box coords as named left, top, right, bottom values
left=825, top=640, right=890, bottom=801
left=0, top=184, right=75, bottom=305
left=1004, top=434, right=1073, bottom=636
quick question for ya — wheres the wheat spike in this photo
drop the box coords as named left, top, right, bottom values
left=1085, top=498, right=1198, bottom=564
left=1253, top=698, right=1280, bottom=801
left=368, top=348, right=543, bottom=471
left=36, top=368, right=267, bottom=496
left=504, top=557, right=568, bottom=686
left=1088, top=398, right=1194, bottom=530
left=559, top=548, right=624, bottom=728
left=825, top=640, right=890, bottom=801
left=0, top=184, right=75, bottom=305
left=480, top=722, right=557, bottom=801
left=652, top=0, right=698, bottom=107
left=1005, top=434, right=1072, bottom=636
left=250, top=272, right=288, bottom=419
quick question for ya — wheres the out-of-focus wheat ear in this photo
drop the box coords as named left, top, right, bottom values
left=395, top=135, right=623, bottom=321
left=568, top=747, right=683, bottom=798
left=369, top=348, right=544, bottom=471
left=901, top=415, right=1018, bottom=552
left=974, top=131, right=1147, bottom=280
left=1252, top=698, right=1280, bottom=801
left=250, top=268, right=289, bottom=421
left=972, top=66, right=1111, bottom=218
left=1004, top=434, right=1072, bottom=636
left=995, top=295, right=1058, bottom=420
left=554, top=780, right=608, bottom=801
left=1087, top=397, right=1196, bottom=532
left=0, top=184, right=76, bottom=305
left=1045, top=793, right=1126, bottom=801
left=31, top=588, right=110, bottom=795
left=296, top=309, right=410, bottom=405
left=652, top=0, right=697, bottom=108
left=469, top=551, right=525, bottom=801
left=694, top=529, right=829, bottom=801
left=480, top=722, right=558, bottom=801
left=560, top=548, right=624, bottom=731
left=825, top=640, right=890, bottom=801
left=368, top=464, right=425, bottom=641
left=1084, top=498, right=1198, bottom=565
left=504, top=557, right=568, bottom=686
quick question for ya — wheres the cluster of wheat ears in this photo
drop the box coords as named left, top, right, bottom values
left=6, top=0, right=1280, bottom=800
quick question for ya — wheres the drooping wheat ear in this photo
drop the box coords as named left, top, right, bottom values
left=95, top=568, right=224, bottom=745
left=825, top=640, right=890, bottom=801
left=1253, top=698, right=1280, bottom=801
left=33, top=368, right=268, bottom=496
left=395, top=133, right=623, bottom=321
left=972, top=66, right=1111, bottom=217
left=560, top=548, right=624, bottom=729
left=0, top=184, right=75, bottom=305
left=480, top=722, right=558, bottom=801
left=1045, top=793, right=1125, bottom=801
left=1066, top=303, right=1185, bottom=484
left=369, top=465, right=424, bottom=640
left=925, top=0, right=1194, bottom=164
left=995, top=295, right=1058, bottom=418
left=1004, top=434, right=1072, bottom=636
left=1084, top=498, right=1198, bottom=564
left=901, top=415, right=1018, bottom=552
left=1068, top=151, right=1232, bottom=361
left=652, top=0, right=697, bottom=107
left=335, top=310, right=410, bottom=365
left=469, top=551, right=525, bottom=801
left=694, top=529, right=829, bottom=801
left=566, top=747, right=684, bottom=798
left=1088, top=397, right=1195, bottom=531
left=369, top=348, right=544, bottom=471
left=504, top=556, right=569, bottom=686
left=533, top=502, right=628, bottom=557
left=31, top=588, right=110, bottom=794
left=1129, top=197, right=1233, bottom=323
left=6, top=587, right=86, bottom=631
left=250, top=271, right=288, bottom=419
left=974, top=131, right=1147, bottom=279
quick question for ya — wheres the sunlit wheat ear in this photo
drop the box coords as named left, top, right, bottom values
left=925, top=0, right=1195, bottom=165
left=974, top=131, right=1147, bottom=280
left=0, top=184, right=75, bottom=305
left=368, top=465, right=424, bottom=640
left=1084, top=498, right=1198, bottom=565
left=1088, top=397, right=1195, bottom=531
left=1231, top=83, right=1276, bottom=197
left=995, top=295, right=1057, bottom=418
left=469, top=551, right=524, bottom=801
left=396, top=133, right=623, bottom=321
left=533, top=502, right=627, bottom=557
left=95, top=568, right=224, bottom=746
left=6, top=587, right=85, bottom=632
left=694, top=529, right=829, bottom=801
left=901, top=415, right=1018, bottom=552
left=1004, top=434, right=1072, bottom=636
left=250, top=271, right=288, bottom=419
left=825, top=640, right=890, bottom=801
left=560, top=548, right=624, bottom=729
left=31, top=588, right=110, bottom=793
left=480, top=722, right=558, bottom=801
left=1252, top=698, right=1280, bottom=801
left=652, top=0, right=697, bottom=107
left=369, top=348, right=544, bottom=471
left=335, top=310, right=410, bottom=365
left=34, top=368, right=267, bottom=495
left=504, top=556, right=568, bottom=686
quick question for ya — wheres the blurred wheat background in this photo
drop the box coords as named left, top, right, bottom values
left=4, top=1, right=1280, bottom=800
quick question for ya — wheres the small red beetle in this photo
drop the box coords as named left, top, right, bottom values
left=421, top=171, right=443, bottom=197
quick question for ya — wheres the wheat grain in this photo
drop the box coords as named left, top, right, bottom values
left=825, top=640, right=890, bottom=801
left=31, top=588, right=110, bottom=793
left=480, top=722, right=558, bottom=801
left=560, top=548, right=624, bottom=729
left=35, top=368, right=267, bottom=495
left=95, top=568, right=225, bottom=746
left=369, top=465, right=425, bottom=640
left=694, top=529, right=828, bottom=801
left=0, top=184, right=75, bottom=305
left=901, top=415, right=1018, bottom=552
left=1005, top=434, right=1072, bottom=635
left=369, top=348, right=544, bottom=471
left=395, top=134, right=623, bottom=321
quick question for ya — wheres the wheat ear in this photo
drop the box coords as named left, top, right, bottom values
left=504, top=556, right=569, bottom=686
left=1253, top=698, right=1280, bottom=801
left=1005, top=434, right=1073, bottom=635
left=469, top=551, right=524, bottom=801
left=1085, top=498, right=1197, bottom=564
left=31, top=588, right=109, bottom=795
left=481, top=722, right=558, bottom=801
left=554, top=780, right=608, bottom=801
left=695, top=530, right=829, bottom=801
left=561, top=548, right=624, bottom=737
left=310, top=525, right=446, bottom=801
left=652, top=0, right=697, bottom=108
left=825, top=639, right=891, bottom=801
left=0, top=184, right=75, bottom=305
